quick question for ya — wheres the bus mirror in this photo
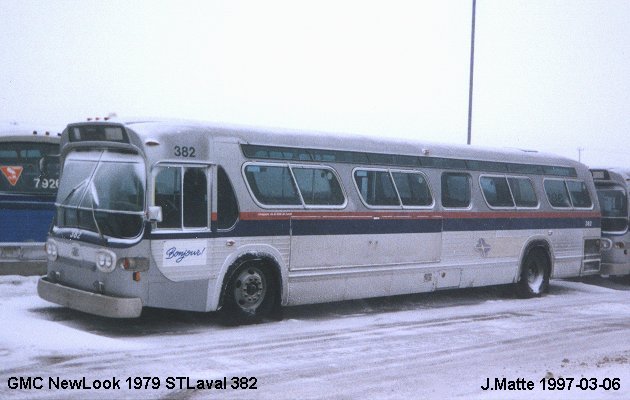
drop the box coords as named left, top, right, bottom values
left=147, top=206, right=163, bottom=223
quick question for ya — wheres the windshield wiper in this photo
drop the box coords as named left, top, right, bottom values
left=88, top=182, right=105, bottom=242
left=60, top=180, right=87, bottom=206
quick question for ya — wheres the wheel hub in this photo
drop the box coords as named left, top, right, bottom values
left=234, top=267, right=267, bottom=310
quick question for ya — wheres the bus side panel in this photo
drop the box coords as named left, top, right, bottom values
left=287, top=216, right=442, bottom=304
left=0, top=205, right=54, bottom=243
left=550, top=227, right=600, bottom=277
left=441, top=230, right=521, bottom=287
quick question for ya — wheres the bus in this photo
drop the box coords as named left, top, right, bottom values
left=590, top=167, right=630, bottom=277
left=38, top=119, right=601, bottom=322
left=0, top=125, right=60, bottom=275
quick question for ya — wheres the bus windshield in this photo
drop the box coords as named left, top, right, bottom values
left=0, top=142, right=59, bottom=195
left=596, top=186, right=628, bottom=233
left=55, top=151, right=145, bottom=239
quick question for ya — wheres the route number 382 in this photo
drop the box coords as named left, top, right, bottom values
left=174, top=146, right=196, bottom=158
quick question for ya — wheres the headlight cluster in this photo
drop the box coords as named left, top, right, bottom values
left=96, top=251, right=116, bottom=273
left=46, top=240, right=58, bottom=261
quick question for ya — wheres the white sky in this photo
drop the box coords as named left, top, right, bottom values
left=1, top=0, right=629, bottom=167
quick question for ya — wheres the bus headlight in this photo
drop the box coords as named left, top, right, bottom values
left=600, top=238, right=613, bottom=251
left=96, top=250, right=116, bottom=273
left=46, top=240, right=58, bottom=261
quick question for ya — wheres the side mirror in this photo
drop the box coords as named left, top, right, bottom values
left=147, top=206, right=163, bottom=223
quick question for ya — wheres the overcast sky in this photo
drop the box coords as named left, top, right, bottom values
left=1, top=0, right=628, bottom=167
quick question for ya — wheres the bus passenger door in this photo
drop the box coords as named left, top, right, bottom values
left=150, top=165, right=212, bottom=283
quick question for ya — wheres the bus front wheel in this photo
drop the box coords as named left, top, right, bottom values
left=517, top=249, right=550, bottom=298
left=220, top=261, right=278, bottom=324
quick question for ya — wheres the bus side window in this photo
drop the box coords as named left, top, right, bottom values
left=217, top=166, right=239, bottom=229
left=441, top=172, right=471, bottom=208
left=155, top=167, right=182, bottom=228
left=544, top=179, right=571, bottom=208
left=184, top=168, right=208, bottom=228
left=566, top=180, right=593, bottom=208
left=480, top=176, right=515, bottom=208
left=508, top=177, right=538, bottom=207
left=353, top=169, right=399, bottom=207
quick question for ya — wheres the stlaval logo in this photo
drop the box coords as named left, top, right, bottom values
left=475, top=238, right=491, bottom=257
left=0, top=166, right=23, bottom=186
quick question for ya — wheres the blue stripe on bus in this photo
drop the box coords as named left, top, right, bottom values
left=145, top=214, right=599, bottom=240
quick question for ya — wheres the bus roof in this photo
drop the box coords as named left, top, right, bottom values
left=0, top=124, right=61, bottom=144
left=65, top=118, right=583, bottom=170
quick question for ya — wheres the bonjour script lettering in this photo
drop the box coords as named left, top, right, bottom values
left=165, top=246, right=206, bottom=263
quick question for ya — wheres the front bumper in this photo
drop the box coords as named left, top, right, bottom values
left=38, top=276, right=143, bottom=318
left=600, top=262, right=630, bottom=276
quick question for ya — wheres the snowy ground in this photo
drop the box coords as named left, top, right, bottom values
left=0, top=275, right=629, bottom=400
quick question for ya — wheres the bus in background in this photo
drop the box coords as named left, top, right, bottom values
left=0, top=125, right=60, bottom=275
left=39, top=119, right=601, bottom=322
left=590, top=168, right=630, bottom=277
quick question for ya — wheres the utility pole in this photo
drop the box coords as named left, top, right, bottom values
left=467, top=0, right=477, bottom=145
left=577, top=147, right=584, bottom=162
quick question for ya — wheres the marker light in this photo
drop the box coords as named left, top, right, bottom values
left=45, top=240, right=58, bottom=261
left=95, top=250, right=116, bottom=273
left=117, top=257, right=149, bottom=272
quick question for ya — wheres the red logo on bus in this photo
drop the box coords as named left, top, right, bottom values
left=1, top=166, right=23, bottom=186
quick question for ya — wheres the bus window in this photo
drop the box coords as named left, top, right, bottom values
left=353, top=169, right=399, bottom=207
left=480, top=176, right=515, bottom=208
left=217, top=166, right=239, bottom=230
left=183, top=168, right=208, bottom=228
left=244, top=164, right=301, bottom=206
left=391, top=171, right=433, bottom=207
left=441, top=173, right=471, bottom=208
left=566, top=180, right=593, bottom=208
left=508, top=177, right=538, bottom=208
left=155, top=167, right=182, bottom=229
left=0, top=142, right=59, bottom=194
left=544, top=179, right=571, bottom=208
left=292, top=167, right=344, bottom=206
left=597, top=187, right=628, bottom=232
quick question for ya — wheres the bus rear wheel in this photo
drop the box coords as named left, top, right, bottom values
left=220, top=261, right=278, bottom=324
left=517, top=249, right=550, bottom=298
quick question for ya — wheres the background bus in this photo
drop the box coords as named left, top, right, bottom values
left=0, top=124, right=60, bottom=275
left=39, top=120, right=601, bottom=322
left=591, top=168, right=630, bottom=277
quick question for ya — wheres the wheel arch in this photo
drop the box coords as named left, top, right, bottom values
left=519, top=238, right=553, bottom=279
left=207, top=245, right=287, bottom=311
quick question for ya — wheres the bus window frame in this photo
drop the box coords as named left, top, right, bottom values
left=242, top=161, right=347, bottom=210
left=288, top=164, right=348, bottom=209
left=387, top=168, right=435, bottom=209
left=151, top=161, right=212, bottom=232
left=543, top=177, right=594, bottom=211
left=479, top=174, right=540, bottom=211
left=565, top=178, right=595, bottom=210
left=352, top=167, right=403, bottom=210
left=440, top=171, right=473, bottom=210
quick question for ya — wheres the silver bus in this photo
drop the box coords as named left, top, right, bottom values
left=590, top=168, right=630, bottom=276
left=38, top=119, right=601, bottom=322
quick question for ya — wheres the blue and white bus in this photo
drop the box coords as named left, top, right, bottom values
left=0, top=125, right=60, bottom=275
left=39, top=119, right=601, bottom=322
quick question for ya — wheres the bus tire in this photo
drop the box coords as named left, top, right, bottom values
left=220, top=260, right=278, bottom=324
left=517, top=248, right=550, bottom=298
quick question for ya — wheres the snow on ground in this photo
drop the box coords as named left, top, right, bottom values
left=0, top=275, right=629, bottom=400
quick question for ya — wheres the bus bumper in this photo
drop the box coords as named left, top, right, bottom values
left=600, top=262, right=630, bottom=277
left=37, top=276, right=143, bottom=318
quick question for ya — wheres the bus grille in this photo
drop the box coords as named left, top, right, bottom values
left=582, top=238, right=601, bottom=273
